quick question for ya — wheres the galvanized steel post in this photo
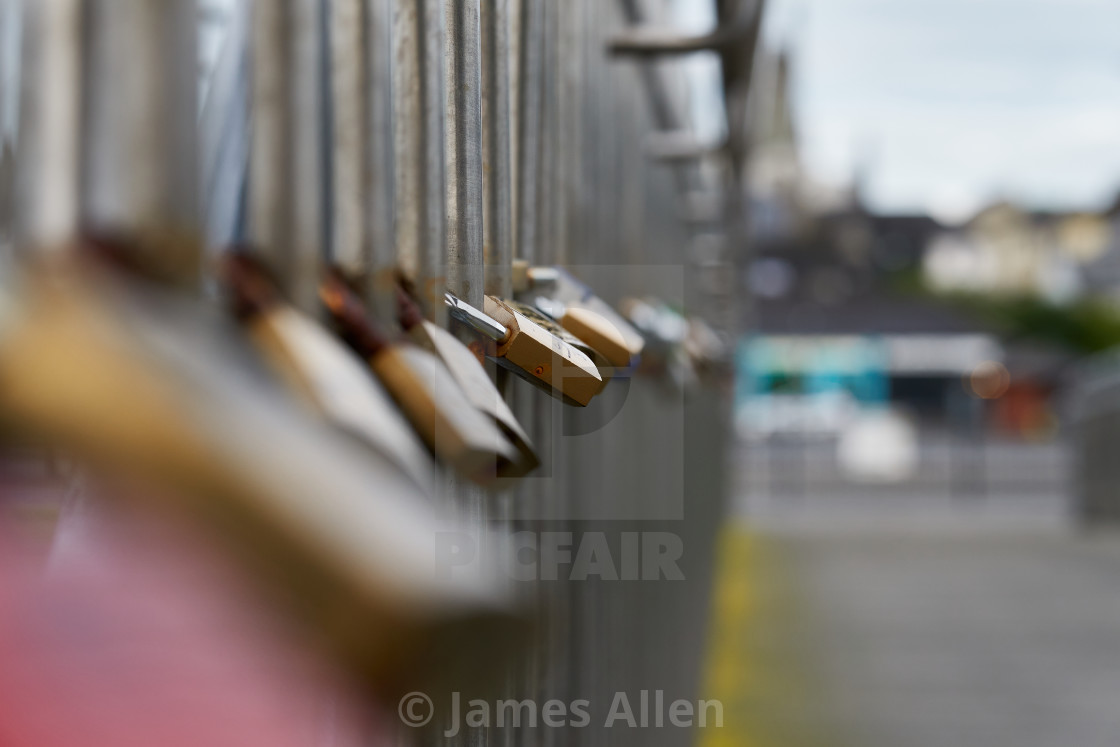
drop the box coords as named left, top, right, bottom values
left=81, top=0, right=200, bottom=286
left=248, top=0, right=325, bottom=311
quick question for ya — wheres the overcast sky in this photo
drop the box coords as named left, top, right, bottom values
left=763, top=0, right=1120, bottom=221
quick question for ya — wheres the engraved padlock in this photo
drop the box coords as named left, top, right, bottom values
left=321, top=272, right=520, bottom=485
left=222, top=253, right=434, bottom=491
left=500, top=298, right=612, bottom=393
left=396, top=287, right=539, bottom=478
left=520, top=265, right=645, bottom=370
left=444, top=292, right=603, bottom=407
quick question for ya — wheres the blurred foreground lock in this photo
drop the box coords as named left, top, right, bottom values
left=223, top=253, right=434, bottom=491
left=444, top=293, right=603, bottom=407
left=322, top=273, right=520, bottom=486
left=7, top=0, right=526, bottom=708
left=0, top=258, right=524, bottom=699
left=516, top=264, right=645, bottom=371
left=396, top=288, right=539, bottom=478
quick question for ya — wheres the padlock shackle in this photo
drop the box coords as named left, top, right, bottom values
left=221, top=251, right=284, bottom=322
left=320, top=271, right=392, bottom=357
left=444, top=292, right=510, bottom=344
left=395, top=283, right=428, bottom=332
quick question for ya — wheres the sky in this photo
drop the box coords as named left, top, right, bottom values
left=763, top=0, right=1120, bottom=222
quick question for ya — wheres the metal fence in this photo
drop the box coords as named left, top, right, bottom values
left=1, top=1, right=760, bottom=746
left=738, top=432, right=1071, bottom=515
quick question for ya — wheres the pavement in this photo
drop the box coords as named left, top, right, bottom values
left=699, top=436, right=1120, bottom=747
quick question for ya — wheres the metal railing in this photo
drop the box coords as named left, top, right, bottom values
left=0, top=1, right=763, bottom=745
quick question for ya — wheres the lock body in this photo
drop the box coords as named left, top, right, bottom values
left=526, top=267, right=645, bottom=368
left=368, top=344, right=520, bottom=484
left=409, top=319, right=539, bottom=477
left=322, top=272, right=521, bottom=485
left=560, top=305, right=634, bottom=370
left=482, top=296, right=602, bottom=407
left=247, top=306, right=435, bottom=490
left=501, top=299, right=612, bottom=392
left=224, top=255, right=434, bottom=490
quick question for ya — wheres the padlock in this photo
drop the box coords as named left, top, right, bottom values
left=396, top=287, right=539, bottom=478
left=222, top=253, right=435, bottom=491
left=320, top=272, right=520, bottom=485
left=444, top=292, right=603, bottom=407
left=0, top=256, right=524, bottom=699
left=499, top=298, right=612, bottom=393
left=621, top=296, right=697, bottom=392
left=518, top=265, right=645, bottom=370
left=621, top=296, right=687, bottom=353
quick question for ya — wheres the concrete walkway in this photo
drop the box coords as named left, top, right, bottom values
left=790, top=530, right=1120, bottom=747
left=700, top=522, right=1120, bottom=747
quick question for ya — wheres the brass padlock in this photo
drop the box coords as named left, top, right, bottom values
left=522, top=266, right=645, bottom=371
left=321, top=273, right=520, bottom=485
left=223, top=254, right=434, bottom=491
left=396, top=288, right=539, bottom=478
left=0, top=257, right=523, bottom=699
left=499, top=298, right=612, bottom=393
left=444, top=293, right=603, bottom=407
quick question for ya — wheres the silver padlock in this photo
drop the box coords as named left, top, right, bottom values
left=621, top=296, right=697, bottom=392
left=223, top=253, right=435, bottom=491
left=321, top=272, right=521, bottom=485
left=396, top=287, right=539, bottom=478
left=444, top=292, right=603, bottom=407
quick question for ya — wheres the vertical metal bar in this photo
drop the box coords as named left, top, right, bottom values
left=0, top=0, right=20, bottom=143
left=247, top=0, right=285, bottom=259
left=535, top=0, right=556, bottom=269
left=0, top=1, right=19, bottom=255
left=392, top=0, right=423, bottom=280
left=199, top=1, right=250, bottom=253
left=506, top=0, right=520, bottom=266
left=248, top=0, right=324, bottom=312
left=292, top=0, right=326, bottom=309
left=481, top=0, right=512, bottom=298
left=445, top=0, right=483, bottom=308
left=328, top=0, right=367, bottom=277
left=392, top=0, right=445, bottom=317
left=444, top=17, right=491, bottom=747
left=555, top=0, right=584, bottom=268
left=486, top=7, right=523, bottom=746
left=512, top=0, right=541, bottom=264
left=81, top=0, right=200, bottom=288
left=508, top=7, right=551, bottom=747
left=594, top=0, right=618, bottom=269
left=15, top=0, right=80, bottom=253
left=364, top=0, right=395, bottom=312
left=423, top=0, right=445, bottom=308
left=564, top=4, right=591, bottom=744
left=576, top=0, right=600, bottom=268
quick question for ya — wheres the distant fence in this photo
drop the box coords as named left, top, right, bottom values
left=739, top=429, right=1071, bottom=513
